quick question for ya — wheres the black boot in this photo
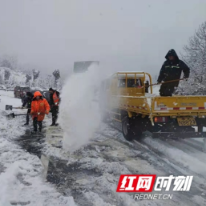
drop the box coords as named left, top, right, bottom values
left=51, top=108, right=58, bottom=126
left=33, top=117, right=38, bottom=132
left=26, top=112, right=30, bottom=125
left=50, top=118, right=56, bottom=126
left=23, top=123, right=29, bottom=126
left=38, top=121, right=42, bottom=132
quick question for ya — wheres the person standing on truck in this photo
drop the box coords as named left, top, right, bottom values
left=145, top=81, right=149, bottom=93
left=22, top=92, right=33, bottom=125
left=49, top=88, right=60, bottom=126
left=157, top=49, right=190, bottom=96
left=30, top=91, right=50, bottom=133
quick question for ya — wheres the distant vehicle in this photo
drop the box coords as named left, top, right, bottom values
left=42, top=90, right=51, bottom=104
left=14, top=86, right=30, bottom=99
left=14, top=86, right=20, bottom=97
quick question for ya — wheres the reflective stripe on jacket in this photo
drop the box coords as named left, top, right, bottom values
left=53, top=92, right=60, bottom=106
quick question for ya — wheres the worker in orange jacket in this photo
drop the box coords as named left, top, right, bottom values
left=31, top=91, right=50, bottom=133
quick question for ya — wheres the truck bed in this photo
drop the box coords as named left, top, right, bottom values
left=117, top=95, right=206, bottom=117
left=151, top=96, right=206, bottom=116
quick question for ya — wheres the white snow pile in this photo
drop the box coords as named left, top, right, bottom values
left=0, top=91, right=76, bottom=206
left=59, top=64, right=102, bottom=152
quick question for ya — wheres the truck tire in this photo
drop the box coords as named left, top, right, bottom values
left=122, top=116, right=142, bottom=141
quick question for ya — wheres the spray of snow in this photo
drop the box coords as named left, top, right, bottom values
left=59, top=64, right=102, bottom=152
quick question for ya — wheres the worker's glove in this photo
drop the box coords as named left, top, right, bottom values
left=55, top=102, right=58, bottom=105
left=45, top=111, right=49, bottom=115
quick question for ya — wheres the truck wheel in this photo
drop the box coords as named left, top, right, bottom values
left=122, top=116, right=142, bottom=141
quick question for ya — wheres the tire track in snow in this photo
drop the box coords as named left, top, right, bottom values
left=102, top=123, right=206, bottom=202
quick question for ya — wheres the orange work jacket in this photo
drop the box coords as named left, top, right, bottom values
left=31, top=91, right=50, bottom=121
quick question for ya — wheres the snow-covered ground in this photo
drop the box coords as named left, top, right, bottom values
left=0, top=91, right=76, bottom=206
left=1, top=85, right=206, bottom=206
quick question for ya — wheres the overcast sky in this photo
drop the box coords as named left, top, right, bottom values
left=0, top=0, right=206, bottom=79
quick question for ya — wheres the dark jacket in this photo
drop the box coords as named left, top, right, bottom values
left=157, top=49, right=190, bottom=86
left=50, top=90, right=60, bottom=106
left=22, top=92, right=33, bottom=109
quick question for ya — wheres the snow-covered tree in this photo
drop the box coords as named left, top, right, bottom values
left=32, top=69, right=40, bottom=87
left=4, top=70, right=11, bottom=80
left=32, top=69, right=40, bottom=80
left=34, top=74, right=56, bottom=90
left=178, top=21, right=206, bottom=95
left=0, top=67, right=27, bottom=87
left=53, top=69, right=61, bottom=88
left=25, top=74, right=32, bottom=85
left=46, top=75, right=55, bottom=88
left=53, top=70, right=60, bottom=80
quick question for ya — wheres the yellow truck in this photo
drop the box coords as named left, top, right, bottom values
left=100, top=72, right=206, bottom=141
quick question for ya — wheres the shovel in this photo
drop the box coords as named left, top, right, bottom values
left=6, top=112, right=47, bottom=119
left=141, top=78, right=187, bottom=89
left=5, top=105, right=27, bottom=110
left=152, top=78, right=186, bottom=87
left=6, top=113, right=27, bottom=119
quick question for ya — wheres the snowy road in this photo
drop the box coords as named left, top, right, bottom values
left=40, top=122, right=206, bottom=206
left=0, top=90, right=206, bottom=206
